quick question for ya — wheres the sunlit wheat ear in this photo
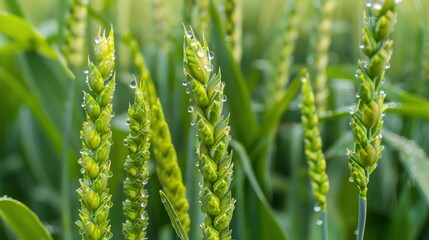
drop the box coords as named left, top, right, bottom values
left=265, top=0, right=302, bottom=107
left=301, top=73, right=329, bottom=211
left=313, top=0, right=336, bottom=115
left=76, top=29, right=115, bottom=240
left=123, top=34, right=191, bottom=232
left=122, top=77, right=151, bottom=240
left=183, top=27, right=235, bottom=240
left=348, top=0, right=397, bottom=200
left=63, top=0, right=89, bottom=67
left=224, top=0, right=243, bottom=62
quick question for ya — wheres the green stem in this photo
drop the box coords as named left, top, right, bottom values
left=61, top=79, right=74, bottom=240
left=356, top=196, right=367, bottom=240
left=322, top=210, right=328, bottom=240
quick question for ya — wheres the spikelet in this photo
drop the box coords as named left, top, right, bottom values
left=63, top=0, right=88, bottom=67
left=183, top=27, right=235, bottom=240
left=123, top=34, right=191, bottom=232
left=122, top=77, right=151, bottom=240
left=76, top=29, right=115, bottom=240
left=348, top=0, right=397, bottom=199
left=301, top=73, right=329, bottom=211
left=313, top=0, right=336, bottom=115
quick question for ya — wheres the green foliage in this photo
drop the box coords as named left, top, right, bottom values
left=2, top=0, right=429, bottom=239
left=0, top=198, right=53, bottom=240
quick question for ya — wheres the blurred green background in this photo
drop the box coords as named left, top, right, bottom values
left=1, top=0, right=429, bottom=239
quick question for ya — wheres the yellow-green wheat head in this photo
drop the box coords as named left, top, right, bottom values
left=122, top=77, right=151, bottom=240
left=183, top=27, right=235, bottom=240
left=76, top=29, right=116, bottom=240
left=348, top=0, right=397, bottom=199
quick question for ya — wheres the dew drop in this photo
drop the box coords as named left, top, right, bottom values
left=221, top=82, right=226, bottom=87
left=205, top=64, right=214, bottom=72
left=349, top=176, right=354, bottom=183
left=225, top=35, right=231, bottom=41
left=143, top=178, right=148, bottom=185
left=377, top=134, right=383, bottom=140
left=222, top=95, right=228, bottom=102
left=187, top=106, right=194, bottom=113
left=130, top=79, right=137, bottom=89
left=373, top=3, right=382, bottom=10
left=190, top=41, right=196, bottom=47
left=313, top=205, right=321, bottom=212
left=186, top=88, right=191, bottom=94
left=359, top=44, right=364, bottom=49
left=379, top=90, right=386, bottom=98
left=197, top=48, right=205, bottom=57
left=209, top=51, right=214, bottom=60
left=301, top=77, right=307, bottom=83
left=385, top=64, right=390, bottom=70
left=80, top=168, right=85, bottom=174
left=316, top=219, right=323, bottom=225
left=354, top=229, right=359, bottom=235
left=80, top=149, right=85, bottom=154
left=355, top=93, right=360, bottom=99
left=349, top=108, right=355, bottom=115
left=186, top=31, right=193, bottom=40
left=94, top=36, right=101, bottom=44
left=161, top=197, right=167, bottom=203
left=366, top=2, right=371, bottom=7
left=84, top=68, right=89, bottom=74
left=175, top=216, right=180, bottom=222
left=182, top=80, right=188, bottom=86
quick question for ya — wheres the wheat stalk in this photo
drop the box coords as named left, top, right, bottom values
left=301, top=71, right=330, bottom=240
left=122, top=77, right=151, bottom=240
left=123, top=34, right=191, bottom=232
left=76, top=29, right=116, bottom=240
left=313, top=0, right=336, bottom=115
left=183, top=27, right=235, bottom=240
left=63, top=0, right=88, bottom=67
left=348, top=1, right=398, bottom=239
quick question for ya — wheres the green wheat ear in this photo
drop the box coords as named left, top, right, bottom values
left=348, top=0, right=397, bottom=200
left=183, top=27, right=235, bottom=240
left=63, top=0, right=88, bottom=67
left=123, top=33, right=191, bottom=232
left=301, top=72, right=329, bottom=211
left=122, top=77, right=151, bottom=240
left=224, top=0, right=243, bottom=62
left=76, top=29, right=115, bottom=240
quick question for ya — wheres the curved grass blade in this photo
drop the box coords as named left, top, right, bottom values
left=159, top=191, right=189, bottom=240
left=230, top=140, right=290, bottom=240
left=0, top=198, right=53, bottom=240
left=382, top=129, right=429, bottom=205
left=0, top=67, right=62, bottom=154
left=0, top=12, right=74, bottom=79
left=209, top=0, right=258, bottom=147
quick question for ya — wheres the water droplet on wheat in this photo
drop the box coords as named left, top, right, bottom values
left=354, top=229, right=359, bottom=235
left=80, top=168, right=85, bottom=174
left=316, top=219, right=323, bottom=225
left=94, top=36, right=101, bottom=44
left=130, top=79, right=137, bottom=89
left=84, top=68, right=89, bottom=74
left=349, top=108, right=355, bottom=115
left=222, top=95, right=227, bottom=102
left=186, top=31, right=193, bottom=40
left=313, top=205, right=321, bottom=212
left=359, top=44, right=364, bottom=49
left=161, top=197, right=167, bottom=203
left=187, top=106, right=194, bottom=113
left=209, top=51, right=214, bottom=60
left=182, top=80, right=188, bottom=86
left=349, top=176, right=354, bottom=183
left=197, top=48, right=205, bottom=57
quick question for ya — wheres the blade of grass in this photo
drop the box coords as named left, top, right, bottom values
left=0, top=198, right=53, bottom=240
left=0, top=67, right=62, bottom=154
left=159, top=191, right=189, bottom=240
left=230, top=140, right=290, bottom=240
left=382, top=129, right=429, bottom=205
